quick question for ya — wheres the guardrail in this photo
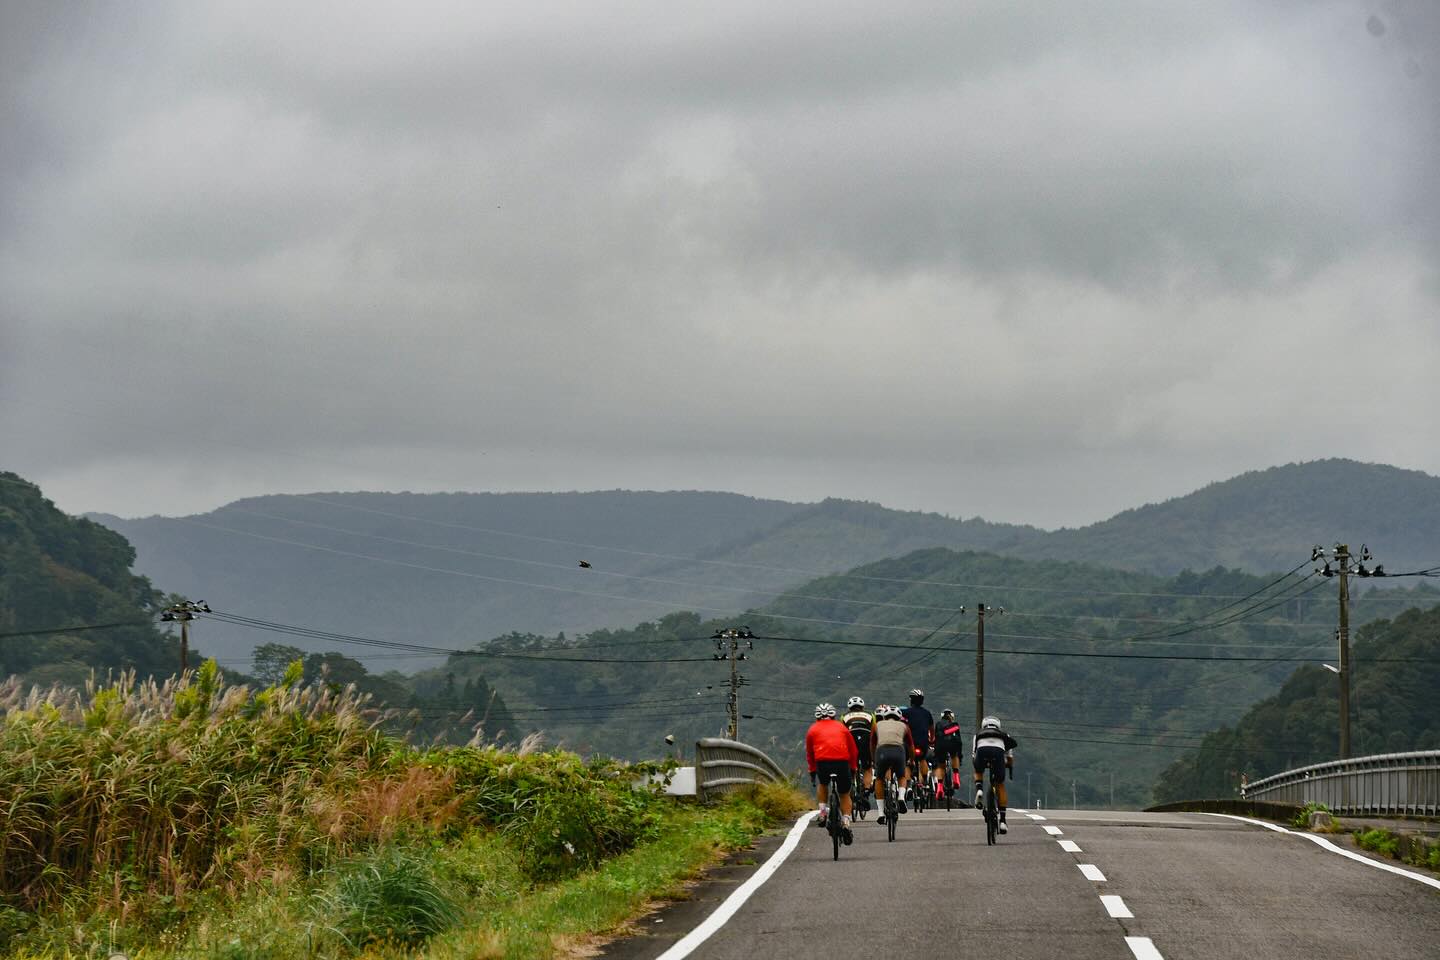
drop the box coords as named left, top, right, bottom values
left=1242, top=750, right=1440, bottom=816
left=694, top=737, right=790, bottom=801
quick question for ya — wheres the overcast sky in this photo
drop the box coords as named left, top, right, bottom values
left=3, top=1, right=1437, bottom=529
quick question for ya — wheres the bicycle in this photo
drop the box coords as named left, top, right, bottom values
left=908, top=758, right=928, bottom=813
left=978, top=767, right=1004, bottom=845
left=881, top=768, right=899, bottom=842
left=826, top=772, right=847, bottom=860
left=850, top=767, right=869, bottom=821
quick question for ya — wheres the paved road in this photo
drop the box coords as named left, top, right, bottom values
left=606, top=805, right=1440, bottom=960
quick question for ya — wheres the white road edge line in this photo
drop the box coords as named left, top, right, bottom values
left=1078, top=864, right=1107, bottom=881
left=1125, top=936, right=1165, bottom=960
left=1043, top=825, right=1064, bottom=835
left=1199, top=813, right=1440, bottom=892
left=1100, top=894, right=1134, bottom=918
left=1058, top=839, right=1082, bottom=853
left=654, top=812, right=813, bottom=960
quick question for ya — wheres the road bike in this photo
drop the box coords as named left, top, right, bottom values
left=881, top=769, right=899, bottom=842
left=850, top=767, right=869, bottom=821
left=908, top=757, right=929, bottom=813
left=826, top=772, right=848, bottom=860
left=978, top=767, right=1005, bottom=845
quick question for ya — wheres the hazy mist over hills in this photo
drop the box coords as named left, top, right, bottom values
left=89, top=459, right=1440, bottom=669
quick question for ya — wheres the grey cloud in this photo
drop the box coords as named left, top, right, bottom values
left=3, top=0, right=1439, bottom=527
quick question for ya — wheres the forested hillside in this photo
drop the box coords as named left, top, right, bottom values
left=0, top=473, right=180, bottom=684
left=418, top=548, right=1439, bottom=808
left=1013, top=459, right=1440, bottom=575
left=92, top=491, right=1031, bottom=668
left=91, top=460, right=1440, bottom=671
left=1152, top=602, right=1440, bottom=802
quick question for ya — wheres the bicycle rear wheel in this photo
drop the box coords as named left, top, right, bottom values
left=885, top=775, right=898, bottom=842
left=984, top=779, right=997, bottom=845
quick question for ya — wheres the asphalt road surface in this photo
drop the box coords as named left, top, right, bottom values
left=605, top=805, right=1440, bottom=960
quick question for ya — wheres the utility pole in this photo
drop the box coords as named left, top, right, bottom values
left=711, top=627, right=754, bottom=741
left=1313, top=544, right=1384, bottom=760
left=974, top=604, right=1004, bottom=730
left=160, top=599, right=211, bottom=672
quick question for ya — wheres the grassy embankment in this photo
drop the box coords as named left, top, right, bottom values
left=0, top=662, right=807, bottom=959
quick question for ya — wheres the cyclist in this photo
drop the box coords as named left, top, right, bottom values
left=934, top=708, right=966, bottom=801
left=900, top=689, right=934, bottom=798
left=871, top=704, right=915, bottom=827
left=842, top=696, right=875, bottom=811
left=972, top=714, right=1019, bottom=834
left=805, top=702, right=857, bottom=844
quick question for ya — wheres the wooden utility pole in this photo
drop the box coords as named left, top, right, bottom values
left=161, top=599, right=210, bottom=674
left=712, top=627, right=753, bottom=740
left=1314, top=544, right=1383, bottom=760
left=975, top=604, right=1003, bottom=730
left=975, top=604, right=986, bottom=731
left=1336, top=545, right=1352, bottom=759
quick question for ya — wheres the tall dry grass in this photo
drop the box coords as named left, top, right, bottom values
left=0, top=662, right=398, bottom=910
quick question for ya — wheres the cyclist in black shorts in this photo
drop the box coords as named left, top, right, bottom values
left=900, top=689, right=934, bottom=797
left=972, top=714, right=1018, bottom=834
left=871, top=705, right=915, bottom=826
left=842, top=696, right=875, bottom=810
left=934, top=709, right=965, bottom=800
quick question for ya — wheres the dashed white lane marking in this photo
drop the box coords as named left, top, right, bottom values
left=1200, top=813, right=1440, bottom=892
left=1125, top=936, right=1165, bottom=959
left=1100, top=895, right=1134, bottom=919
left=1026, top=813, right=1047, bottom=821
left=1043, top=825, right=1064, bottom=835
left=1078, top=864, right=1107, bottom=882
left=1058, top=839, right=1082, bottom=853
left=653, top=812, right=812, bottom=960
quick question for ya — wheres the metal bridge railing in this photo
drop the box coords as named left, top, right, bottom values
left=1242, top=750, right=1440, bottom=816
left=694, top=737, right=789, bottom=801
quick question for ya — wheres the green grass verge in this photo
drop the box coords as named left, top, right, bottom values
left=1, top=791, right=799, bottom=960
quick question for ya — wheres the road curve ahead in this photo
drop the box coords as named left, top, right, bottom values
left=609, top=806, right=1440, bottom=960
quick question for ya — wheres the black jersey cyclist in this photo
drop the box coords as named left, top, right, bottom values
left=972, top=714, right=1019, bottom=834
left=842, top=696, right=875, bottom=805
left=900, top=689, right=935, bottom=789
left=934, top=709, right=965, bottom=798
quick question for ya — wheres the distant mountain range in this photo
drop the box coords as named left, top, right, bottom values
left=89, top=458, right=1440, bottom=667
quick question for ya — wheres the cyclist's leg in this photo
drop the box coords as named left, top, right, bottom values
left=994, top=756, right=1008, bottom=823
left=972, top=753, right=986, bottom=808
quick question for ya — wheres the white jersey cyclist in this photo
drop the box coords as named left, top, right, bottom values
left=971, top=715, right=1018, bottom=832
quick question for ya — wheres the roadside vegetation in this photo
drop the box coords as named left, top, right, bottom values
left=1352, top=827, right=1440, bottom=873
left=0, top=664, right=801, bottom=959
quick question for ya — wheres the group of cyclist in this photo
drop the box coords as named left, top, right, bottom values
left=804, top=688, right=1018, bottom=845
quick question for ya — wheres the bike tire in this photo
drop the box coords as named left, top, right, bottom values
left=985, top=780, right=997, bottom=845
left=885, top=775, right=898, bottom=842
left=829, top=775, right=842, bottom=861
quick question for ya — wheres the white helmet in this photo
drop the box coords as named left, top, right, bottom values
left=981, top=715, right=1001, bottom=731
left=815, top=702, right=837, bottom=719
left=846, top=696, right=865, bottom=710
left=908, top=688, right=924, bottom=701
left=879, top=704, right=900, bottom=720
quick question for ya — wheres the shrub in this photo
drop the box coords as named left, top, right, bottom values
left=429, top=749, right=666, bottom=880
left=737, top=780, right=810, bottom=821
left=1354, top=828, right=1401, bottom=859
left=1292, top=801, right=1330, bottom=829
left=313, top=846, right=459, bottom=949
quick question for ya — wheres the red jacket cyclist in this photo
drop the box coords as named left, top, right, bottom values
left=805, top=702, right=858, bottom=843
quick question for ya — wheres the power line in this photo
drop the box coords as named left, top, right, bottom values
left=202, top=610, right=712, bottom=665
